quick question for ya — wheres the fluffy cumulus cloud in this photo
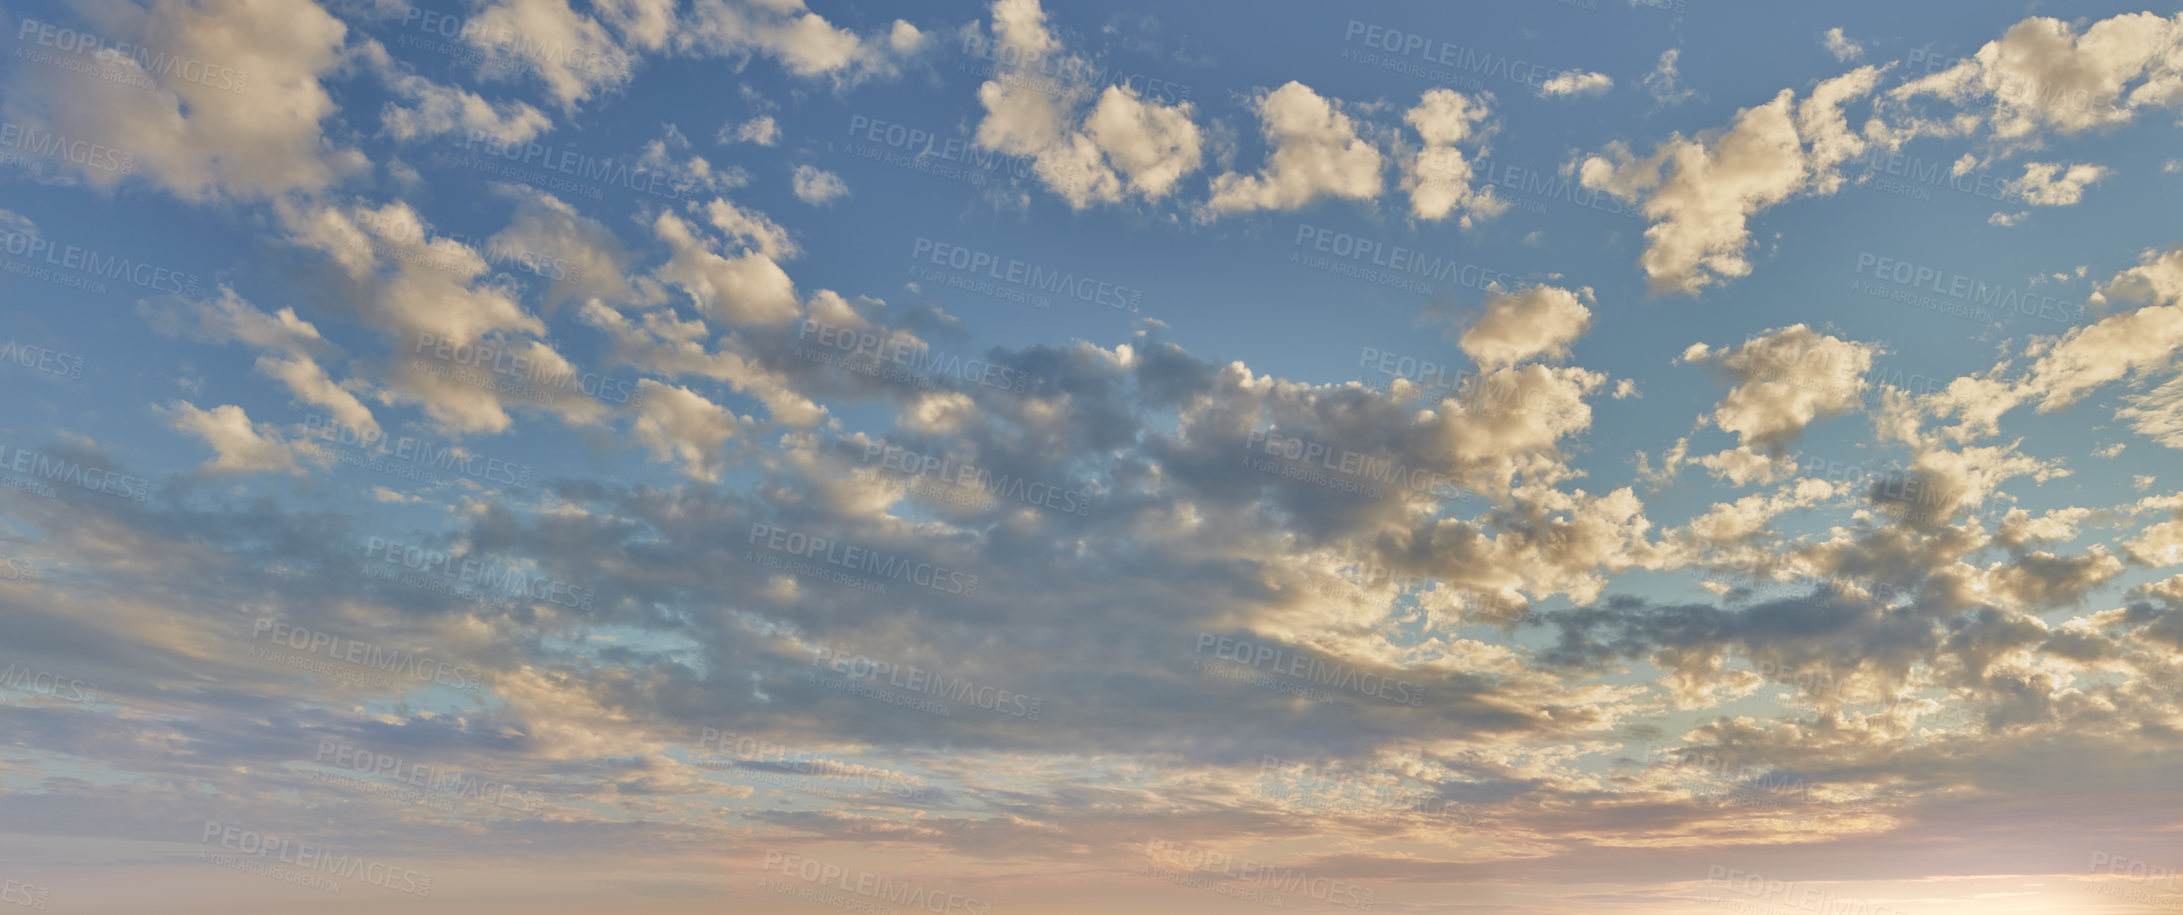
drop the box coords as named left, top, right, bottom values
left=719, top=115, right=780, bottom=145
left=1458, top=285, right=1594, bottom=369
left=1823, top=27, right=1865, bottom=62
left=1888, top=12, right=2183, bottom=144
left=1580, top=67, right=1883, bottom=294
left=0, top=0, right=367, bottom=201
left=970, top=0, right=1202, bottom=208
left=1540, top=70, right=1613, bottom=97
left=2006, top=160, right=2108, bottom=205
left=630, top=380, right=745, bottom=481
left=158, top=401, right=308, bottom=474
left=14, top=4, right=2183, bottom=913
left=462, top=0, right=638, bottom=110
left=1680, top=324, right=1877, bottom=482
left=679, top=0, right=928, bottom=85
left=790, top=164, right=849, bottom=204
left=1203, top=81, right=1383, bottom=216
left=1399, top=88, right=1504, bottom=225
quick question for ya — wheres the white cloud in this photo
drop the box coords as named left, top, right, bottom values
left=1684, top=324, right=1878, bottom=454
left=630, top=380, right=744, bottom=481
left=970, top=0, right=1203, bottom=208
left=720, top=115, right=781, bottom=145
left=0, top=0, right=367, bottom=201
left=465, top=0, right=637, bottom=110
left=679, top=0, right=928, bottom=86
left=1458, top=285, right=1594, bottom=370
left=367, top=42, right=553, bottom=145
left=1645, top=48, right=1695, bottom=108
left=1580, top=67, right=1882, bottom=294
left=159, top=402, right=307, bottom=474
left=1540, top=70, right=1613, bottom=97
left=651, top=203, right=802, bottom=327
left=1822, top=28, right=1865, bottom=62
left=791, top=164, right=849, bottom=205
left=486, top=184, right=637, bottom=310
left=2007, top=161, right=2108, bottom=206
left=1203, top=81, right=1382, bottom=216
left=1887, top=12, right=2183, bottom=145
left=1399, top=89, right=1504, bottom=225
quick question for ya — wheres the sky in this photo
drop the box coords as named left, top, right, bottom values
left=1, top=0, right=2182, bottom=912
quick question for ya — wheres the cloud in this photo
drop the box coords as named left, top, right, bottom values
left=1822, top=28, right=1864, bottom=62
left=791, top=165, right=849, bottom=205
left=970, top=0, right=1203, bottom=208
left=464, top=0, right=637, bottom=110
left=1203, top=81, right=1382, bottom=216
left=1645, top=48, right=1695, bottom=108
left=1458, top=285, right=1594, bottom=370
left=630, top=381, right=746, bottom=481
left=2006, top=161, right=2108, bottom=205
left=0, top=0, right=367, bottom=201
left=1580, top=67, right=1882, bottom=294
left=1683, top=324, right=1878, bottom=455
left=1887, top=12, right=2183, bottom=146
left=1540, top=70, right=1613, bottom=97
left=158, top=402, right=308, bottom=474
left=679, top=0, right=928, bottom=85
left=369, top=45, right=553, bottom=145
left=1399, top=89, right=1504, bottom=225
left=486, top=183, right=638, bottom=311
left=651, top=202, right=802, bottom=327
left=719, top=115, right=780, bottom=145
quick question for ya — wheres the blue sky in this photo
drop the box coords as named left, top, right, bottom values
left=4, top=0, right=2183, bottom=912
